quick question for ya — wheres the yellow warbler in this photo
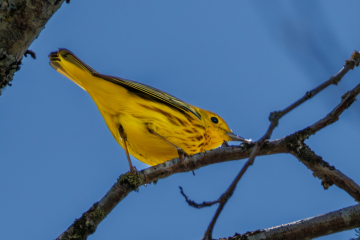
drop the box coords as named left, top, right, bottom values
left=49, top=49, right=245, bottom=170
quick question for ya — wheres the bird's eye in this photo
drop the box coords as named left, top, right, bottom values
left=211, top=117, right=218, bottom=123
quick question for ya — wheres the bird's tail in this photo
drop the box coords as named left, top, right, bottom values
left=49, top=49, right=97, bottom=91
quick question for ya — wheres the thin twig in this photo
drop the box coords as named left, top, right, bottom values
left=202, top=51, right=360, bottom=240
left=203, top=156, right=255, bottom=240
left=280, top=50, right=360, bottom=117
left=179, top=187, right=219, bottom=208
left=24, top=49, right=36, bottom=59
left=298, top=82, right=360, bottom=139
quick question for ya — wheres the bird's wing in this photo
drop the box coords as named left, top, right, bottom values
left=50, top=48, right=201, bottom=120
left=95, top=73, right=202, bottom=120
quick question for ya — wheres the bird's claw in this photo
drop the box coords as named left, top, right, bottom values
left=130, top=166, right=138, bottom=173
left=177, top=148, right=188, bottom=162
left=221, top=140, right=230, bottom=148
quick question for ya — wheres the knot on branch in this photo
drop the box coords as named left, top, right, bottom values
left=118, top=172, right=142, bottom=191
left=269, top=111, right=282, bottom=126
left=332, top=76, right=341, bottom=85
left=345, top=51, right=360, bottom=69
left=321, top=177, right=334, bottom=190
left=351, top=51, right=360, bottom=66
left=305, top=91, right=313, bottom=99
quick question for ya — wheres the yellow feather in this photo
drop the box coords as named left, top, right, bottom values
left=49, top=49, right=244, bottom=167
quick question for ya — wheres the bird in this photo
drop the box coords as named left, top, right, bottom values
left=49, top=49, right=246, bottom=171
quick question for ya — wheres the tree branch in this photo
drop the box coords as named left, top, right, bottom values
left=221, top=204, right=360, bottom=240
left=200, top=51, right=360, bottom=239
left=56, top=140, right=288, bottom=240
left=284, top=81, right=360, bottom=201
left=296, top=82, right=360, bottom=140
left=0, top=0, right=67, bottom=94
left=290, top=141, right=360, bottom=201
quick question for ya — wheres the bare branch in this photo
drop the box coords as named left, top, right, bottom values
left=220, top=204, right=360, bottom=240
left=284, top=81, right=360, bottom=201
left=201, top=51, right=360, bottom=239
left=0, top=0, right=67, bottom=94
left=296, top=82, right=360, bottom=140
left=288, top=142, right=360, bottom=201
left=203, top=157, right=255, bottom=240
left=279, top=50, right=360, bottom=118
left=56, top=140, right=287, bottom=240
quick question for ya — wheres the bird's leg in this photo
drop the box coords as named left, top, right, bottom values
left=152, top=132, right=193, bottom=174
left=146, top=124, right=194, bottom=174
left=146, top=124, right=188, bottom=162
left=119, top=125, right=136, bottom=172
left=221, top=140, right=229, bottom=148
left=153, top=132, right=188, bottom=162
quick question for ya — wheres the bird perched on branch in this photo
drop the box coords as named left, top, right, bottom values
left=49, top=49, right=245, bottom=171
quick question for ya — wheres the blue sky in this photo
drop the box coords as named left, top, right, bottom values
left=1, top=1, right=360, bottom=239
